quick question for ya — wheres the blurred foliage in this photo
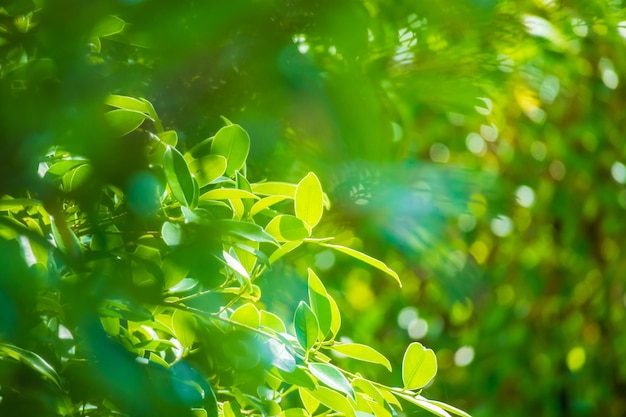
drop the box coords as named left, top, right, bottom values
left=2, top=0, right=626, bottom=416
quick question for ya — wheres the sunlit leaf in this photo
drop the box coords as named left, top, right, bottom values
left=307, top=269, right=333, bottom=339
left=172, top=310, right=196, bottom=350
left=251, top=182, right=297, bottom=197
left=295, top=172, right=324, bottom=228
left=265, top=215, right=311, bottom=242
left=308, top=363, right=355, bottom=400
left=303, top=387, right=356, bottom=417
left=267, top=338, right=296, bottom=373
left=163, top=145, right=195, bottom=207
left=212, top=219, right=278, bottom=244
left=230, top=303, right=260, bottom=328
left=188, top=155, right=227, bottom=187
left=260, top=310, right=287, bottom=333
left=250, top=195, right=289, bottom=217
left=402, top=342, right=438, bottom=390
left=105, top=94, right=149, bottom=114
left=0, top=343, right=63, bottom=390
left=426, top=399, right=472, bottom=417
left=330, top=343, right=392, bottom=372
left=158, top=130, right=178, bottom=146
left=200, top=188, right=259, bottom=201
left=104, top=109, right=147, bottom=136
left=320, top=243, right=401, bottom=287
left=398, top=394, right=452, bottom=417
left=211, top=124, right=250, bottom=176
left=277, top=366, right=317, bottom=391
left=161, top=221, right=182, bottom=246
left=294, top=302, right=319, bottom=350
left=269, top=240, right=303, bottom=264
left=299, top=387, right=320, bottom=414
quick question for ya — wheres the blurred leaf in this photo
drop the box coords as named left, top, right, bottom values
left=92, top=15, right=126, bottom=37
left=251, top=182, right=297, bottom=197
left=162, top=221, right=182, bottom=246
left=267, top=338, right=296, bottom=373
left=307, top=269, right=333, bottom=339
left=0, top=342, right=63, bottom=390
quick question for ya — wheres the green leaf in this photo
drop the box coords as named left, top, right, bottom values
left=104, top=109, right=147, bottom=136
left=303, top=387, right=356, bottom=417
left=267, top=338, right=296, bottom=373
left=269, top=241, right=303, bottom=264
left=295, top=172, right=324, bottom=228
left=211, top=124, right=250, bottom=176
left=308, top=363, right=355, bottom=400
left=230, top=303, right=260, bottom=328
left=250, top=195, right=288, bottom=217
left=158, top=130, right=178, bottom=146
left=50, top=216, right=82, bottom=260
left=261, top=310, right=287, bottom=333
left=402, top=342, right=438, bottom=390
left=222, top=250, right=251, bottom=281
left=265, top=215, right=311, bottom=242
left=200, top=188, right=259, bottom=201
left=425, top=399, right=472, bottom=417
left=92, top=15, right=126, bottom=37
left=277, top=366, right=317, bottom=391
left=330, top=343, right=392, bottom=372
left=188, top=155, right=227, bottom=187
left=299, top=388, right=319, bottom=414
left=105, top=94, right=148, bottom=114
left=161, top=221, right=182, bottom=246
left=307, top=269, right=333, bottom=340
left=0, top=343, right=63, bottom=390
left=320, top=243, right=401, bottom=287
left=398, top=394, right=452, bottom=417
left=61, top=164, right=92, bottom=192
left=211, top=220, right=278, bottom=244
left=251, top=182, right=297, bottom=197
left=171, top=310, right=196, bottom=350
left=223, top=401, right=243, bottom=417
left=163, top=145, right=195, bottom=207
left=352, top=378, right=385, bottom=405
left=281, top=408, right=310, bottom=417
left=294, top=302, right=319, bottom=350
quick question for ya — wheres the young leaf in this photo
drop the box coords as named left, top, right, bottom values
left=200, top=188, right=259, bottom=201
left=294, top=302, right=319, bottom=350
left=320, top=243, right=401, bottom=287
left=269, top=241, right=303, bottom=264
left=104, top=109, right=147, bottom=136
left=188, top=155, right=227, bottom=188
left=105, top=94, right=148, bottom=114
left=260, top=311, right=287, bottom=333
left=211, top=124, right=250, bottom=176
left=163, top=145, right=195, bottom=207
left=265, top=215, right=311, bottom=242
left=161, top=221, right=182, bottom=246
left=281, top=408, right=310, bottom=417
left=303, top=387, right=356, bottom=417
left=295, top=172, right=324, bottom=228
left=211, top=219, right=278, bottom=244
left=308, top=363, right=355, bottom=400
left=425, top=399, right=472, bottom=417
left=402, top=342, right=438, bottom=390
left=266, top=338, right=296, bottom=373
left=330, top=343, right=392, bottom=372
left=398, top=394, right=452, bottom=417
left=250, top=195, right=288, bottom=217
left=299, top=387, right=319, bottom=414
left=251, top=182, right=297, bottom=197
left=230, top=303, right=260, bottom=328
left=158, top=130, right=178, bottom=146
left=0, top=343, right=63, bottom=390
left=307, top=269, right=333, bottom=339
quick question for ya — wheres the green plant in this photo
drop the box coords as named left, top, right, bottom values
left=0, top=95, right=468, bottom=417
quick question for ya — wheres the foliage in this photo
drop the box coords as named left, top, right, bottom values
left=2, top=0, right=626, bottom=416
left=0, top=88, right=467, bottom=417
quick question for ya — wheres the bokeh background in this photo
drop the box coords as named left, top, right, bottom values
left=2, top=0, right=626, bottom=415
